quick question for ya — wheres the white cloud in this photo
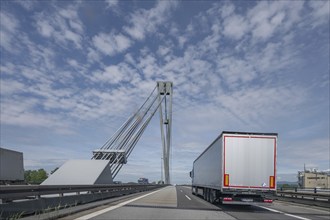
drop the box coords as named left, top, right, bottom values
left=105, top=0, right=118, bottom=8
left=0, top=78, right=25, bottom=95
left=157, top=45, right=171, bottom=57
left=1, top=96, right=73, bottom=134
left=0, top=11, right=19, bottom=52
left=218, top=2, right=235, bottom=19
left=34, top=6, right=84, bottom=48
left=308, top=1, right=330, bottom=27
left=218, top=57, right=257, bottom=87
left=92, top=32, right=131, bottom=56
left=124, top=1, right=178, bottom=40
left=104, top=65, right=124, bottom=83
left=36, top=20, right=54, bottom=37
left=15, top=0, right=35, bottom=11
left=222, top=14, right=249, bottom=40
left=0, top=11, right=19, bottom=32
left=214, top=84, right=307, bottom=128
left=248, top=1, right=304, bottom=40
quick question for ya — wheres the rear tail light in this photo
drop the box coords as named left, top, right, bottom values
left=263, top=199, right=273, bottom=203
left=269, top=176, right=275, bottom=188
left=223, top=197, right=233, bottom=201
left=224, top=174, right=229, bottom=186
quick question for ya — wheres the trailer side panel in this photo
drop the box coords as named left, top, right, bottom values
left=192, top=137, right=222, bottom=190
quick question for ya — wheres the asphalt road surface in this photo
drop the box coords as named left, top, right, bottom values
left=66, top=185, right=329, bottom=220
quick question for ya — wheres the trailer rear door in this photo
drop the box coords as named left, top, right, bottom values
left=223, top=134, right=276, bottom=190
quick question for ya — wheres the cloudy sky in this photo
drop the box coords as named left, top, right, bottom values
left=1, top=0, right=329, bottom=184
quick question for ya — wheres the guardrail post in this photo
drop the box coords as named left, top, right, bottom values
left=314, top=188, right=317, bottom=194
left=295, top=187, right=297, bottom=192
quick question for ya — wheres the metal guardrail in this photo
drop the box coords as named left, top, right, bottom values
left=0, top=184, right=162, bottom=202
left=277, top=187, right=330, bottom=194
left=276, top=191, right=330, bottom=201
left=0, top=184, right=167, bottom=219
left=276, top=189, right=330, bottom=208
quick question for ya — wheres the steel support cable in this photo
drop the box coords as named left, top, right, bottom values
left=110, top=111, right=153, bottom=172
left=110, top=96, right=159, bottom=173
left=101, top=100, right=157, bottom=161
left=125, top=95, right=166, bottom=160
left=111, top=109, right=148, bottom=151
left=93, top=86, right=157, bottom=155
left=114, top=109, right=148, bottom=151
left=92, top=112, right=137, bottom=159
left=112, top=110, right=157, bottom=179
left=124, top=116, right=152, bottom=160
left=135, top=85, right=158, bottom=114
left=110, top=87, right=157, bottom=149
left=112, top=163, right=124, bottom=179
left=122, top=95, right=160, bottom=155
left=113, top=115, right=143, bottom=150
left=100, top=114, right=135, bottom=150
left=100, top=95, right=153, bottom=152
left=115, top=94, right=158, bottom=152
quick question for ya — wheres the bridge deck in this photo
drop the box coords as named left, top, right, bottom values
left=63, top=186, right=330, bottom=220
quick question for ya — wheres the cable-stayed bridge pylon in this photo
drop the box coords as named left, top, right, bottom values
left=92, top=81, right=173, bottom=184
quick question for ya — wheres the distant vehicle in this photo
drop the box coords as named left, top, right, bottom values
left=0, top=147, right=24, bottom=185
left=190, top=131, right=277, bottom=204
left=138, top=177, right=149, bottom=184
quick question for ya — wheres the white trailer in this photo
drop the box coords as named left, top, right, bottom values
left=190, top=131, right=277, bottom=204
left=0, top=147, right=24, bottom=184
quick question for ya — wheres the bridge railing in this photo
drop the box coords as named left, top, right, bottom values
left=276, top=188, right=330, bottom=208
left=0, top=184, right=167, bottom=218
left=0, top=184, right=165, bottom=203
left=277, top=187, right=330, bottom=194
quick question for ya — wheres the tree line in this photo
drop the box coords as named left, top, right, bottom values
left=24, top=167, right=58, bottom=184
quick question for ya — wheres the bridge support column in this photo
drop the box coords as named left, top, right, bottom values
left=157, top=81, right=173, bottom=184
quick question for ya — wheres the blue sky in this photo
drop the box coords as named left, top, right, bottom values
left=1, top=0, right=329, bottom=184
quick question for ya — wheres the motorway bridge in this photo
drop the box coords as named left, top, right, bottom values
left=1, top=82, right=329, bottom=219
left=4, top=185, right=326, bottom=220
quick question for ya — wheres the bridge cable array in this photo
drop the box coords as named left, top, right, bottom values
left=92, top=82, right=173, bottom=184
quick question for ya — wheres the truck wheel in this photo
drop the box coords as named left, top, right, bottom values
left=203, top=188, right=207, bottom=200
left=210, top=190, right=214, bottom=203
left=206, top=189, right=211, bottom=202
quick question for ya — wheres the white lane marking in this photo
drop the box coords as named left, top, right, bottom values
left=75, top=187, right=169, bottom=220
left=258, top=206, right=281, bottom=213
left=257, top=206, right=311, bottom=220
left=180, top=190, right=183, bottom=192
left=284, top=213, right=311, bottom=220
left=185, top=195, right=191, bottom=200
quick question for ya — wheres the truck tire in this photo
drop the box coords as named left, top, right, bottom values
left=210, top=189, right=215, bottom=203
left=203, top=188, right=207, bottom=200
left=206, top=188, right=211, bottom=202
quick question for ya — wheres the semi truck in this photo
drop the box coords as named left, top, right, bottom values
left=0, top=147, right=24, bottom=185
left=190, top=131, right=277, bottom=204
